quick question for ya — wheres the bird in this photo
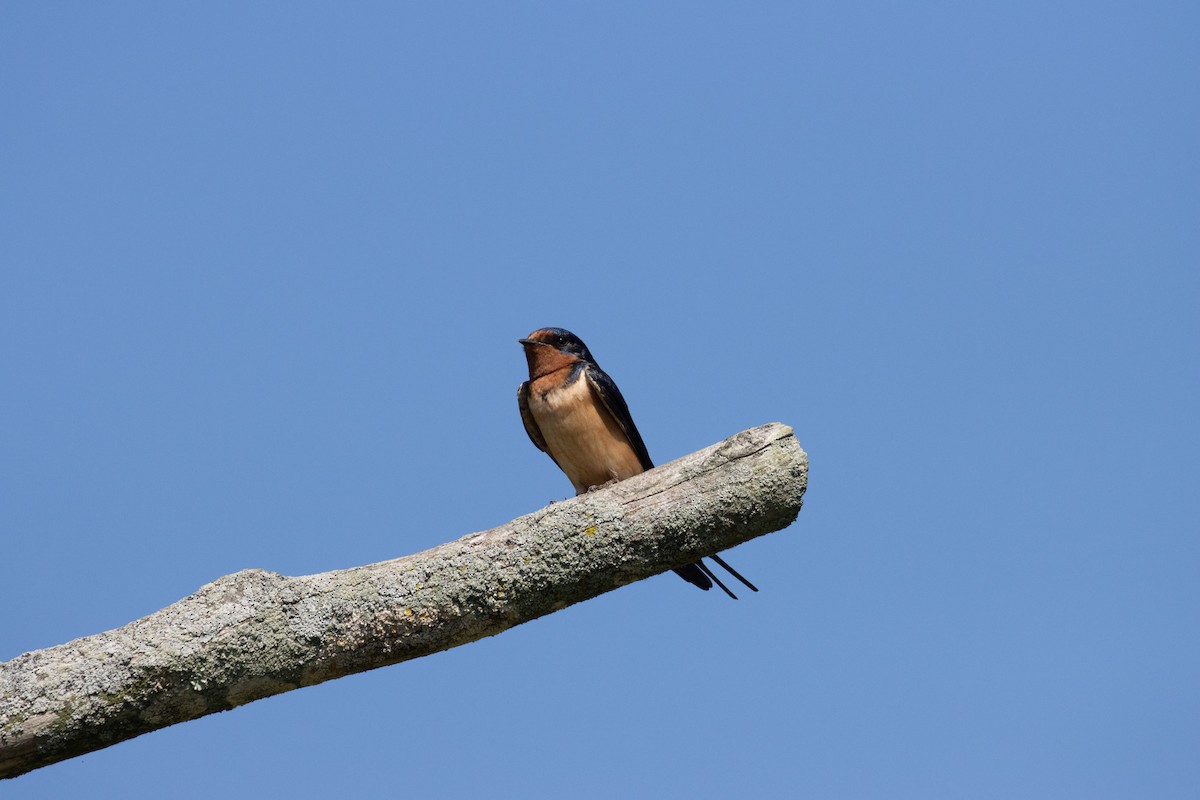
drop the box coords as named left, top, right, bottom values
left=517, top=326, right=757, bottom=599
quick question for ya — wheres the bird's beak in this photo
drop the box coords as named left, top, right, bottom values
left=518, top=338, right=549, bottom=347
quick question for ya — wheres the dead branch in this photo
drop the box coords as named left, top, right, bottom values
left=0, top=423, right=807, bottom=779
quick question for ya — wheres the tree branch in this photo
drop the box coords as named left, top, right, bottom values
left=0, top=423, right=807, bottom=779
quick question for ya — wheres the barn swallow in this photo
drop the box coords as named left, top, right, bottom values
left=517, top=327, right=757, bottom=599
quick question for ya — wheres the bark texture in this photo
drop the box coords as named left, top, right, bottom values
left=0, top=423, right=807, bottom=779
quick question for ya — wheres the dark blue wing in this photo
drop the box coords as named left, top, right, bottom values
left=518, top=381, right=567, bottom=473
left=584, top=363, right=654, bottom=472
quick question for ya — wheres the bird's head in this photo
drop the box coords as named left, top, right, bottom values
left=519, top=327, right=597, bottom=378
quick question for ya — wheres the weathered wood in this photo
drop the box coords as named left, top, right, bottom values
left=0, top=423, right=807, bottom=779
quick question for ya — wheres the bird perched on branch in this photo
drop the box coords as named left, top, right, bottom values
left=517, top=327, right=757, bottom=599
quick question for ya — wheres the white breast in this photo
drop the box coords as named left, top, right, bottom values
left=529, top=375, right=645, bottom=494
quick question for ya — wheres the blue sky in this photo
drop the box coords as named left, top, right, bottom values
left=2, top=3, right=1197, bottom=797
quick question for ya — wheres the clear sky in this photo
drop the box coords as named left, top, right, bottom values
left=2, top=3, right=1197, bottom=798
